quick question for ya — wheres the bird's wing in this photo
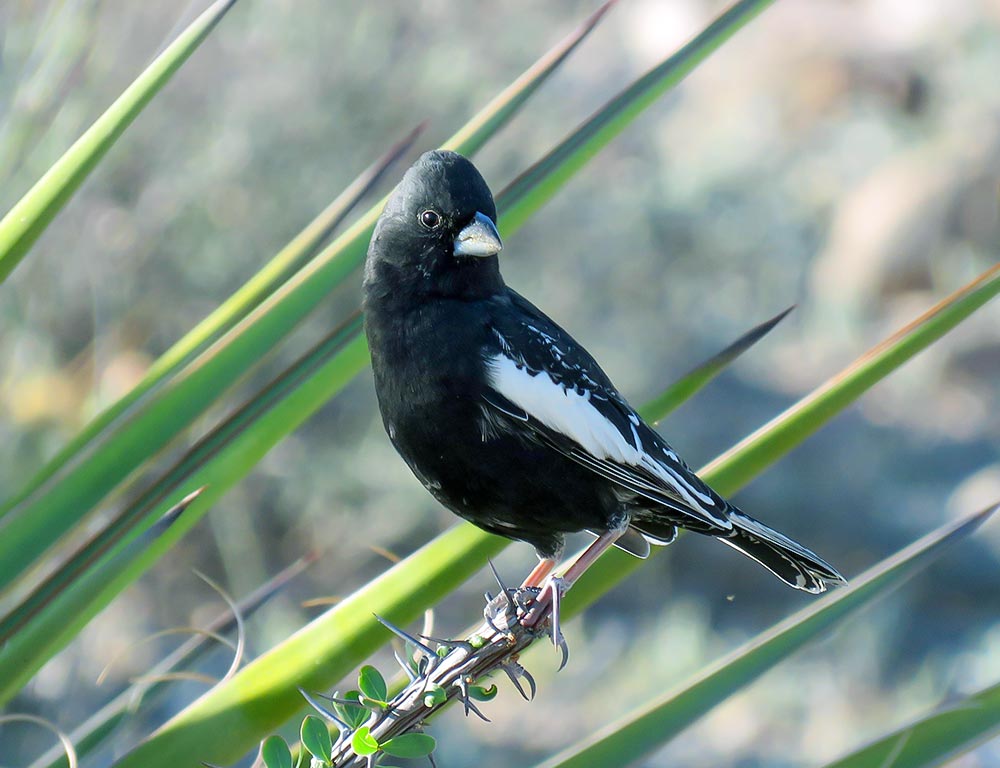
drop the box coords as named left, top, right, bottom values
left=482, top=291, right=733, bottom=533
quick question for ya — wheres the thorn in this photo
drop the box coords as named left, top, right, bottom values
left=374, top=614, right=437, bottom=657
left=455, top=677, right=491, bottom=722
left=465, top=697, right=491, bottom=722
left=420, top=634, right=474, bottom=654
left=488, top=559, right=518, bottom=615
left=487, top=559, right=507, bottom=591
left=546, top=577, right=565, bottom=649
left=501, top=664, right=530, bottom=701
left=393, top=650, right=418, bottom=682
left=297, top=687, right=349, bottom=732
left=521, top=665, right=537, bottom=700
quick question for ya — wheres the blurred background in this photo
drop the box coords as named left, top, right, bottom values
left=1, top=0, right=999, bottom=765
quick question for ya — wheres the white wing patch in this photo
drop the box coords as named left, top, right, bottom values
left=485, top=353, right=728, bottom=526
left=486, top=353, right=638, bottom=463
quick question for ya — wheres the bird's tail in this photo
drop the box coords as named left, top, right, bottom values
left=718, top=511, right=846, bottom=594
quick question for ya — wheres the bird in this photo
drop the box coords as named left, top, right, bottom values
left=363, top=149, right=845, bottom=648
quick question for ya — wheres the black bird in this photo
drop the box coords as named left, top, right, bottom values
left=364, top=150, right=844, bottom=643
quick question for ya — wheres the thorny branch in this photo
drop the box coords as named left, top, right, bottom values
left=319, top=580, right=554, bottom=767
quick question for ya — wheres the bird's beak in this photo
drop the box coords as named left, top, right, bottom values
left=453, top=211, right=502, bottom=258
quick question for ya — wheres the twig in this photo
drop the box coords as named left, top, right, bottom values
left=327, top=589, right=549, bottom=767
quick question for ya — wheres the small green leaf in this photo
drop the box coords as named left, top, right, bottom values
left=261, top=736, right=293, bottom=768
left=299, top=716, right=332, bottom=764
left=351, top=726, right=379, bottom=756
left=468, top=684, right=498, bottom=702
left=423, top=685, right=447, bottom=708
left=381, top=733, right=436, bottom=759
left=333, top=691, right=369, bottom=730
left=358, top=665, right=388, bottom=706
left=469, top=634, right=487, bottom=649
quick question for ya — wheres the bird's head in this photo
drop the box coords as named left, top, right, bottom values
left=365, top=150, right=504, bottom=300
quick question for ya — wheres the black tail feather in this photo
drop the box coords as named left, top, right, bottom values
left=720, top=512, right=846, bottom=594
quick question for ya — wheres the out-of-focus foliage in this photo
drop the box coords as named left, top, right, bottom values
left=1, top=1, right=998, bottom=767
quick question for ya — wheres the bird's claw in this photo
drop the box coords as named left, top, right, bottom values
left=484, top=585, right=539, bottom=633
left=518, top=577, right=570, bottom=667
left=556, top=632, right=570, bottom=671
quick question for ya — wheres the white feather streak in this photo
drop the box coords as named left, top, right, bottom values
left=485, top=354, right=723, bottom=520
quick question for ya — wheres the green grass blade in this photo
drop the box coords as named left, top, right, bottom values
left=0, top=122, right=423, bottom=516
left=446, top=0, right=617, bottom=157
left=703, top=262, right=1000, bottom=493
left=0, top=490, right=202, bottom=706
left=0, top=0, right=239, bottom=284
left=496, top=0, right=776, bottom=229
left=639, top=305, right=794, bottom=424
left=0, top=0, right=616, bottom=592
left=29, top=555, right=314, bottom=768
left=823, top=679, right=1000, bottom=768
left=0, top=316, right=363, bottom=643
left=536, top=505, right=997, bottom=768
left=111, top=524, right=507, bottom=768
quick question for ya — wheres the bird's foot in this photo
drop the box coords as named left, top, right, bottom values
left=520, top=576, right=570, bottom=670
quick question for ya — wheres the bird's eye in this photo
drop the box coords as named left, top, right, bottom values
left=419, top=210, right=442, bottom=229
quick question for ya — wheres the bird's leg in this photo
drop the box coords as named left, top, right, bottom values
left=521, top=556, right=559, bottom=588
left=521, top=527, right=627, bottom=666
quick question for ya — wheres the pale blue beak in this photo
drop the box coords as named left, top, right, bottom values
left=453, top=211, right=502, bottom=258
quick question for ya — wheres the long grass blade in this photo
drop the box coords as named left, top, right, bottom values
left=496, top=0, right=777, bottom=230
left=703, top=263, right=1000, bottom=492
left=639, top=305, right=794, bottom=423
left=536, top=505, right=997, bottom=768
left=0, top=0, right=240, bottom=284
left=0, top=490, right=202, bottom=706
left=111, top=525, right=507, bottom=768
left=823, top=678, right=1000, bottom=768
